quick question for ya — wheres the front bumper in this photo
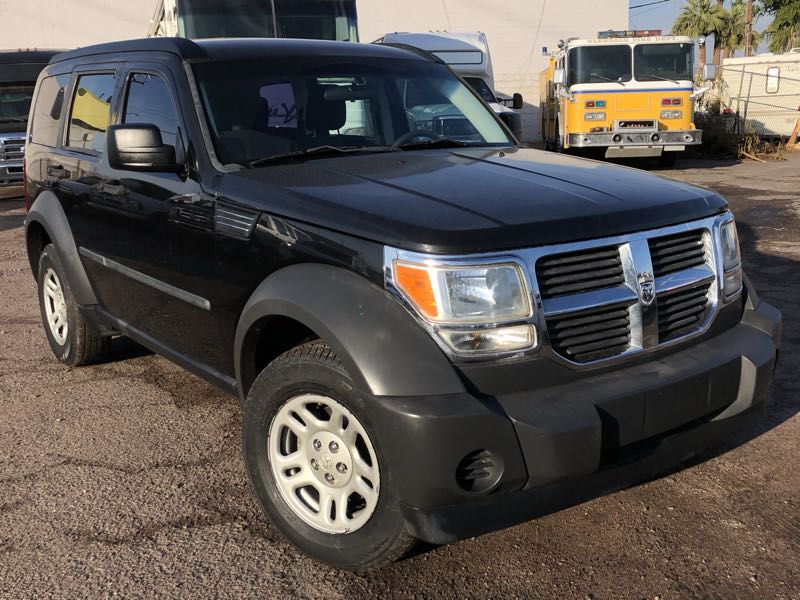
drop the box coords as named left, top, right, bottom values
left=568, top=129, right=702, bottom=149
left=365, top=294, right=781, bottom=544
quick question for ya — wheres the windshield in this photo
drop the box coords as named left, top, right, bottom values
left=0, top=82, right=35, bottom=124
left=464, top=77, right=497, bottom=104
left=193, top=58, right=512, bottom=167
left=178, top=0, right=358, bottom=41
left=634, top=43, right=693, bottom=82
left=567, top=45, right=632, bottom=85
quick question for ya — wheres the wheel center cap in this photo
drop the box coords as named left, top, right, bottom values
left=308, top=431, right=352, bottom=488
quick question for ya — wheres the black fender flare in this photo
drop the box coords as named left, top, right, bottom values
left=234, top=263, right=467, bottom=399
left=25, top=191, right=98, bottom=306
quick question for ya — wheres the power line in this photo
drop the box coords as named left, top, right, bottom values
left=630, top=0, right=673, bottom=10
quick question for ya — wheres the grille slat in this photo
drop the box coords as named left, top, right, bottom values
left=649, top=230, right=706, bottom=278
left=547, top=305, right=632, bottom=363
left=657, top=283, right=711, bottom=342
left=537, top=257, right=621, bottom=277
left=536, top=246, right=624, bottom=300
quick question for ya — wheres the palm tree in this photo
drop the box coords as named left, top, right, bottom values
left=764, top=0, right=800, bottom=54
left=718, top=0, right=747, bottom=59
left=672, top=0, right=725, bottom=70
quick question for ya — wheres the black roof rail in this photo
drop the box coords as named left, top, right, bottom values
left=372, top=42, right=445, bottom=65
left=50, top=37, right=207, bottom=64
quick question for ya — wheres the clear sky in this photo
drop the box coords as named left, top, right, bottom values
left=628, top=0, right=772, bottom=55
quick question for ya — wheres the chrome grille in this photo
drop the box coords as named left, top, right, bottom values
left=649, top=230, right=706, bottom=277
left=536, top=245, right=624, bottom=299
left=657, top=282, right=712, bottom=342
left=547, top=304, right=632, bottom=363
left=0, top=137, right=25, bottom=161
left=533, top=216, right=728, bottom=367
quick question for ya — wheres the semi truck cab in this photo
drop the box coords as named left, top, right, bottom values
left=149, top=0, right=359, bottom=41
left=0, top=50, right=61, bottom=194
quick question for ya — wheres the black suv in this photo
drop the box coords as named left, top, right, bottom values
left=24, top=38, right=781, bottom=570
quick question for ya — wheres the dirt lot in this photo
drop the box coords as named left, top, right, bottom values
left=1, top=156, right=799, bottom=599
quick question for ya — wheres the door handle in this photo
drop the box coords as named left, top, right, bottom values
left=46, top=165, right=69, bottom=180
left=98, top=183, right=126, bottom=197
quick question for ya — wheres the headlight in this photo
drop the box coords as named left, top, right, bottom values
left=660, top=110, right=683, bottom=120
left=585, top=112, right=606, bottom=121
left=391, top=258, right=537, bottom=355
left=719, top=218, right=742, bottom=299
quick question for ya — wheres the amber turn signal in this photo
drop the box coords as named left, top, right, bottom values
left=394, top=263, right=438, bottom=318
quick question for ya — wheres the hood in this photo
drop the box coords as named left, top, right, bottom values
left=219, top=147, right=727, bottom=254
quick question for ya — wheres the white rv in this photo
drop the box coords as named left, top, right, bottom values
left=720, top=49, right=800, bottom=139
left=149, top=0, right=359, bottom=41
left=376, top=32, right=525, bottom=139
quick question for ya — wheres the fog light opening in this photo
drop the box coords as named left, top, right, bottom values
left=683, top=133, right=694, bottom=143
left=455, top=449, right=504, bottom=493
left=612, top=134, right=622, bottom=143
left=582, top=136, right=591, bottom=144
left=651, top=133, right=661, bottom=143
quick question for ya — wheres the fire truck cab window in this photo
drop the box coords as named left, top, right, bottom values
left=634, top=43, right=693, bottom=82
left=568, top=46, right=632, bottom=85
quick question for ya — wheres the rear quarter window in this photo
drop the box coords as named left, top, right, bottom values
left=30, top=74, right=71, bottom=147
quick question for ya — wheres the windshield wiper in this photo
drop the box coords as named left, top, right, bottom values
left=638, top=74, right=681, bottom=85
left=0, top=117, right=28, bottom=124
left=249, top=145, right=397, bottom=168
left=591, top=75, right=627, bottom=87
left=393, top=138, right=473, bottom=151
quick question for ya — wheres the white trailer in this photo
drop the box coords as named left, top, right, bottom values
left=720, top=49, right=800, bottom=139
left=376, top=32, right=524, bottom=139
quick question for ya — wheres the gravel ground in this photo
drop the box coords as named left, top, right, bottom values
left=0, top=155, right=798, bottom=599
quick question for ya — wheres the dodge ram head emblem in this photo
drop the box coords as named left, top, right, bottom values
left=638, top=273, right=656, bottom=306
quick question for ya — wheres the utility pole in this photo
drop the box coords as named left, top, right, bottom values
left=744, top=0, right=754, bottom=57
left=712, top=0, right=724, bottom=67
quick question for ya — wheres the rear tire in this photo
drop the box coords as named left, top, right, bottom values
left=242, top=341, right=417, bottom=571
left=37, top=244, right=110, bottom=366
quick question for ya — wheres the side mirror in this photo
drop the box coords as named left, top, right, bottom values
left=511, top=92, right=524, bottom=110
left=107, top=124, right=181, bottom=172
left=553, top=68, right=566, bottom=85
left=702, top=64, right=717, bottom=81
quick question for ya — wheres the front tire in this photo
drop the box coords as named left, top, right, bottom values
left=242, top=342, right=416, bottom=571
left=37, top=244, right=110, bottom=366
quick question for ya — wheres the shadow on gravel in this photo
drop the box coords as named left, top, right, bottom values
left=0, top=200, right=25, bottom=233
left=105, top=336, right=154, bottom=362
left=610, top=157, right=741, bottom=172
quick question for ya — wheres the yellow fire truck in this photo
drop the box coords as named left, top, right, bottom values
left=540, top=30, right=714, bottom=164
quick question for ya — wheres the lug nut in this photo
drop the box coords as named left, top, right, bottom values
left=310, top=459, right=320, bottom=470
left=312, top=439, right=322, bottom=451
left=329, top=441, right=339, bottom=453
left=336, top=462, right=348, bottom=474
left=324, top=473, right=335, bottom=484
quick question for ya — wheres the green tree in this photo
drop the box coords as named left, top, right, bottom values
left=761, top=0, right=800, bottom=53
left=672, top=0, right=725, bottom=69
left=718, top=1, right=747, bottom=59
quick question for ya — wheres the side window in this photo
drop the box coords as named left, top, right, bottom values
left=67, top=73, right=116, bottom=154
left=30, top=74, right=71, bottom=147
left=123, top=73, right=179, bottom=147
left=766, top=67, right=780, bottom=94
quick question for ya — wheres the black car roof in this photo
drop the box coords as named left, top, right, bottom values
left=51, top=37, right=430, bottom=64
left=0, top=49, right=65, bottom=64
